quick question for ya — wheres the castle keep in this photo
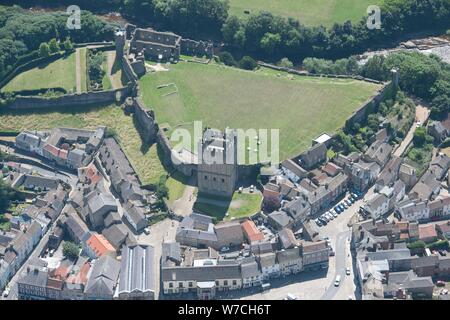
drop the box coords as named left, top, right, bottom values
left=197, top=129, right=238, bottom=197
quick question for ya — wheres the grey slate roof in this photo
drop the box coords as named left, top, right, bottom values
left=268, top=211, right=293, bottom=229
left=84, top=255, right=120, bottom=296
left=118, top=244, right=155, bottom=295
left=240, top=259, right=262, bottom=279
left=102, top=223, right=129, bottom=250
left=162, top=264, right=241, bottom=282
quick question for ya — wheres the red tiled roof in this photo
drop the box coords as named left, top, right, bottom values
left=44, top=144, right=60, bottom=157
left=419, top=224, right=438, bottom=240
left=241, top=220, right=264, bottom=243
left=86, top=233, right=115, bottom=257
left=322, top=162, right=342, bottom=177
left=44, top=143, right=68, bottom=160
left=437, top=222, right=450, bottom=234
left=86, top=164, right=101, bottom=185
left=66, top=262, right=91, bottom=285
left=400, top=232, right=409, bottom=240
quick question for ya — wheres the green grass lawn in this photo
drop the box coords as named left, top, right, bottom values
left=2, top=52, right=77, bottom=93
left=0, top=105, right=166, bottom=185
left=140, top=62, right=381, bottom=162
left=229, top=0, right=383, bottom=27
left=193, top=192, right=262, bottom=222
left=166, top=171, right=190, bottom=205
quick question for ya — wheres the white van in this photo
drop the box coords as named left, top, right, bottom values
left=334, top=275, right=341, bottom=287
left=287, top=293, right=298, bottom=300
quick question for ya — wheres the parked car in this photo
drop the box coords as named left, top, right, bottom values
left=143, top=227, right=151, bottom=235
left=249, top=185, right=255, bottom=193
left=2, top=286, right=10, bottom=298
left=436, top=280, right=446, bottom=287
left=326, top=212, right=334, bottom=220
left=346, top=267, right=351, bottom=276
left=344, top=199, right=352, bottom=206
left=339, top=204, right=345, bottom=211
left=334, top=205, right=341, bottom=213
left=342, top=202, right=349, bottom=209
left=287, top=293, right=298, bottom=300
left=319, top=217, right=328, bottom=225
left=320, top=215, right=329, bottom=223
left=332, top=211, right=338, bottom=218
left=238, top=187, right=243, bottom=193
left=334, top=275, right=341, bottom=287
left=315, top=218, right=323, bottom=227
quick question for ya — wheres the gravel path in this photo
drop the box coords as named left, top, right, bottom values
left=75, top=48, right=82, bottom=93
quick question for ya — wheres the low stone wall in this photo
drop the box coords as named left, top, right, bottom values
left=257, top=62, right=385, bottom=84
left=6, top=84, right=133, bottom=110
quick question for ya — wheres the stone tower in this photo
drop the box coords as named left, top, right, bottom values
left=115, top=30, right=126, bottom=58
left=391, top=68, right=399, bottom=88
left=197, top=128, right=238, bottom=198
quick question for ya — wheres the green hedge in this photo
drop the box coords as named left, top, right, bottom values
left=0, top=131, right=19, bottom=136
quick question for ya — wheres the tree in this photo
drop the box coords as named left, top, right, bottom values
left=218, top=51, right=236, bottom=66
left=38, top=42, right=50, bottom=58
left=413, top=127, right=429, bottom=147
left=63, top=242, right=80, bottom=260
left=260, top=33, right=281, bottom=55
left=156, top=175, right=169, bottom=199
left=277, top=57, right=293, bottom=68
left=48, top=38, right=60, bottom=53
left=239, top=55, right=257, bottom=70
left=62, top=37, right=73, bottom=51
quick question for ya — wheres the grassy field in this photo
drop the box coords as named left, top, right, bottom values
left=194, top=192, right=262, bottom=222
left=229, top=0, right=383, bottom=27
left=140, top=62, right=381, bottom=162
left=0, top=105, right=166, bottom=185
left=2, top=52, right=78, bottom=93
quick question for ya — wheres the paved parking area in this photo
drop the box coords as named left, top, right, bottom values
left=136, top=218, right=179, bottom=298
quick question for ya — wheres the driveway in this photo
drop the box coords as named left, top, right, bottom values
left=394, top=104, right=430, bottom=157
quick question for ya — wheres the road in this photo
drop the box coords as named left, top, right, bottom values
left=1, top=145, right=78, bottom=187
left=321, top=231, right=351, bottom=300
left=1, top=203, right=69, bottom=300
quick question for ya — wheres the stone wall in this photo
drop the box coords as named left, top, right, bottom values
left=6, top=84, right=133, bottom=110
left=121, top=53, right=139, bottom=84
left=344, top=80, right=396, bottom=128
left=130, top=97, right=158, bottom=144
left=257, top=61, right=385, bottom=84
